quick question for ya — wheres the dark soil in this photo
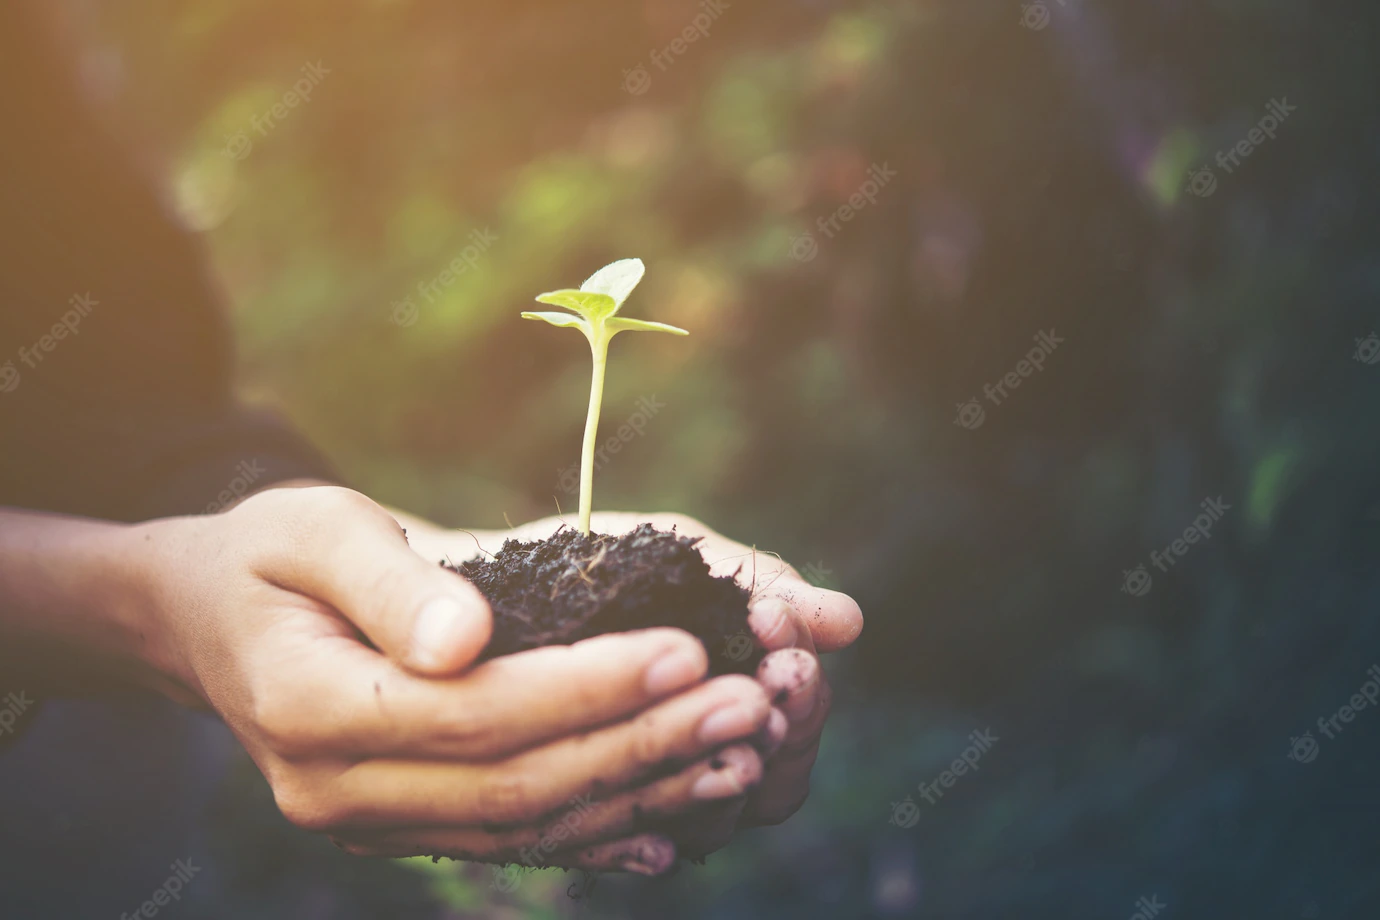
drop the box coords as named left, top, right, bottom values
left=444, top=524, right=761, bottom=676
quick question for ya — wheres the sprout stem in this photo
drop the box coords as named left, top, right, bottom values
left=579, top=322, right=609, bottom=535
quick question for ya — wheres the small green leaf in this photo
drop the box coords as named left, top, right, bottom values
left=534, top=288, right=617, bottom=319
left=580, top=258, right=645, bottom=313
left=520, top=310, right=590, bottom=331
left=606, top=317, right=689, bottom=336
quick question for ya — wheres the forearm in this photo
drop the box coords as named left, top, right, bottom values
left=0, top=508, right=182, bottom=699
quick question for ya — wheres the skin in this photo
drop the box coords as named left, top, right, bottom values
left=0, top=488, right=862, bottom=874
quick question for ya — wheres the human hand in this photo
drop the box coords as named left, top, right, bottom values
left=430, top=510, right=863, bottom=855
left=129, top=487, right=778, bottom=873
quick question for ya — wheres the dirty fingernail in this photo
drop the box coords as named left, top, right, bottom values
left=411, top=596, right=470, bottom=670
left=698, top=703, right=760, bottom=745
left=644, top=646, right=706, bottom=696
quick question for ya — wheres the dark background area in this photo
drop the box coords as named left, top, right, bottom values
left=10, top=0, right=1380, bottom=916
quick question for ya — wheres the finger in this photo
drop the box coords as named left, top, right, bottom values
left=326, top=677, right=771, bottom=826
left=740, top=680, right=832, bottom=826
left=747, top=598, right=815, bottom=654
left=254, top=627, right=712, bottom=760
left=754, top=582, right=862, bottom=654
left=337, top=745, right=764, bottom=859
left=756, top=648, right=820, bottom=723
left=253, top=487, right=492, bottom=674
left=692, top=537, right=862, bottom=654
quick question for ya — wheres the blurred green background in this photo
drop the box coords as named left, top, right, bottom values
left=45, top=0, right=1380, bottom=916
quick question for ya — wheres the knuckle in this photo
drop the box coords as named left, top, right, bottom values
left=431, top=703, right=500, bottom=756
left=273, top=779, right=342, bottom=832
left=629, top=713, right=670, bottom=768
left=476, top=773, right=537, bottom=823
left=252, top=687, right=314, bottom=755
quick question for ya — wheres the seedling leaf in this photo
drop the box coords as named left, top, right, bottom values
left=606, top=317, right=689, bottom=337
left=534, top=289, right=618, bottom=319
left=521, top=310, right=590, bottom=332
left=580, top=257, right=645, bottom=312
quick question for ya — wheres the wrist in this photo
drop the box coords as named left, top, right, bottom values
left=0, top=509, right=197, bottom=702
left=114, top=517, right=205, bottom=702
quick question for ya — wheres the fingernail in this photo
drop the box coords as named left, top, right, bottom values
left=644, top=646, right=706, bottom=696
left=691, top=765, right=745, bottom=800
left=761, top=708, right=789, bottom=757
left=749, top=598, right=797, bottom=649
left=412, top=596, right=468, bottom=670
left=621, top=839, right=674, bottom=875
left=783, top=670, right=811, bottom=728
left=698, top=703, right=760, bottom=746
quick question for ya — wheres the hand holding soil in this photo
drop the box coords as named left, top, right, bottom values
left=119, top=486, right=789, bottom=874
left=410, top=509, right=864, bottom=855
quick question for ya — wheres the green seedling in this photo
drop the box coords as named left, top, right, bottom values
left=523, top=258, right=687, bottom=535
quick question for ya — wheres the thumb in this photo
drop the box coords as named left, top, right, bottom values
left=258, top=488, right=493, bottom=674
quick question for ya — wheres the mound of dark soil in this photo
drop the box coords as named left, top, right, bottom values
left=445, top=524, right=759, bottom=676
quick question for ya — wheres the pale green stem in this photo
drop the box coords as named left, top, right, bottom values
left=579, top=323, right=610, bottom=535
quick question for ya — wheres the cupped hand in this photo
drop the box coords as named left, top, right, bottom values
left=132, top=487, right=776, bottom=873
left=428, top=510, right=863, bottom=855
